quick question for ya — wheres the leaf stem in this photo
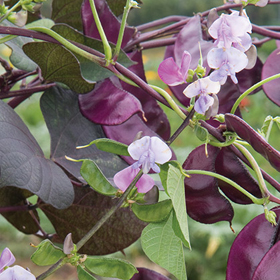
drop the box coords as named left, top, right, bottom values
left=185, top=169, right=265, bottom=205
left=149, top=84, right=186, bottom=120
left=88, top=0, right=112, bottom=65
left=231, top=73, right=280, bottom=114
left=27, top=26, right=103, bottom=64
left=113, top=0, right=135, bottom=61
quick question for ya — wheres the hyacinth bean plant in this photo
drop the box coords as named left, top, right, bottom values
left=1, top=0, right=280, bottom=279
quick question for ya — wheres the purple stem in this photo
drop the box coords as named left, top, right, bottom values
left=140, top=37, right=176, bottom=50
left=0, top=204, right=37, bottom=213
left=252, top=24, right=280, bottom=40
left=136, top=15, right=188, bottom=31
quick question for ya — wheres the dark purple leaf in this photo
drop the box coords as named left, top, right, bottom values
left=216, top=147, right=262, bottom=204
left=40, top=186, right=147, bottom=255
left=252, top=239, right=280, bottom=280
left=0, top=187, right=40, bottom=234
left=262, top=48, right=280, bottom=106
left=0, top=100, right=74, bottom=209
left=41, top=86, right=128, bottom=180
left=131, top=268, right=172, bottom=280
left=182, top=145, right=234, bottom=224
left=82, top=0, right=135, bottom=47
left=120, top=50, right=171, bottom=140
left=52, top=0, right=83, bottom=30
left=79, top=77, right=144, bottom=125
left=225, top=113, right=280, bottom=172
left=227, top=207, right=280, bottom=280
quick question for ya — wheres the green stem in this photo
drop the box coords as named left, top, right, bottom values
left=0, top=34, right=17, bottom=44
left=234, top=142, right=268, bottom=197
left=36, top=259, right=65, bottom=280
left=76, top=169, right=143, bottom=251
left=231, top=73, right=280, bottom=114
left=185, top=169, right=265, bottom=205
left=88, top=0, right=112, bottom=65
left=27, top=26, right=103, bottom=64
left=0, top=1, right=21, bottom=23
left=209, top=135, right=237, bottom=147
left=150, top=84, right=186, bottom=120
left=113, top=0, right=131, bottom=61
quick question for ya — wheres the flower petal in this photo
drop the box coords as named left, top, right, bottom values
left=128, top=136, right=151, bottom=161
left=113, top=166, right=154, bottom=193
left=0, top=248, right=15, bottom=273
left=0, top=266, right=36, bottom=280
left=150, top=137, right=172, bottom=164
left=158, top=57, right=185, bottom=86
left=180, top=51, right=192, bottom=81
left=194, top=95, right=214, bottom=114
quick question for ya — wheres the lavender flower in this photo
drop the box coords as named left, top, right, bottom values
left=183, top=77, right=221, bottom=114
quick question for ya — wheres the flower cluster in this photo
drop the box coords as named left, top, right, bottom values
left=0, top=248, right=35, bottom=280
left=227, top=0, right=268, bottom=7
left=207, top=10, right=252, bottom=85
left=114, top=136, right=172, bottom=193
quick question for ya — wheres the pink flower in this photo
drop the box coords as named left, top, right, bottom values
left=0, top=248, right=35, bottom=280
left=113, top=166, right=155, bottom=193
left=208, top=12, right=252, bottom=51
left=158, top=51, right=191, bottom=86
left=207, top=47, right=248, bottom=85
left=183, top=77, right=221, bottom=114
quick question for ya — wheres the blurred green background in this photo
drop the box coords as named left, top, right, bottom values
left=1, top=0, right=280, bottom=279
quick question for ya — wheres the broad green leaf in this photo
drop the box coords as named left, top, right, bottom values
left=51, top=24, right=133, bottom=82
left=167, top=164, right=190, bottom=249
left=31, top=240, right=66, bottom=266
left=23, top=42, right=95, bottom=94
left=80, top=159, right=117, bottom=196
left=259, top=115, right=273, bottom=138
left=131, top=199, right=173, bottom=223
left=26, top=18, right=55, bottom=29
left=106, top=0, right=142, bottom=17
left=195, top=125, right=209, bottom=142
left=77, top=265, right=97, bottom=280
left=85, top=256, right=138, bottom=280
left=141, top=211, right=187, bottom=280
left=78, top=138, right=129, bottom=156
left=52, top=0, right=83, bottom=30
left=159, top=161, right=182, bottom=192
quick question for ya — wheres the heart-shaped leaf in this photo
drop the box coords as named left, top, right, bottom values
left=141, top=211, right=186, bottom=280
left=40, top=86, right=128, bottom=180
left=182, top=145, right=234, bottom=224
left=52, top=0, right=84, bottom=30
left=0, top=100, right=74, bottom=209
left=40, top=186, right=147, bottom=255
left=23, top=42, right=95, bottom=94
left=51, top=24, right=133, bottom=82
left=225, top=113, right=280, bottom=172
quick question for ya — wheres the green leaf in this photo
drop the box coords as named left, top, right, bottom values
left=31, top=240, right=66, bottom=266
left=80, top=159, right=117, bottom=196
left=167, top=164, right=190, bottom=249
left=51, top=24, right=133, bottom=82
left=141, top=211, right=187, bottom=280
left=259, top=115, right=273, bottom=138
left=52, top=0, right=84, bottom=30
left=131, top=199, right=173, bottom=223
left=106, top=0, right=142, bottom=16
left=78, top=138, right=129, bottom=156
left=23, top=42, right=95, bottom=94
left=274, top=116, right=280, bottom=131
left=195, top=124, right=209, bottom=142
left=77, top=265, right=97, bottom=280
left=84, top=256, right=138, bottom=280
left=26, top=18, right=55, bottom=29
